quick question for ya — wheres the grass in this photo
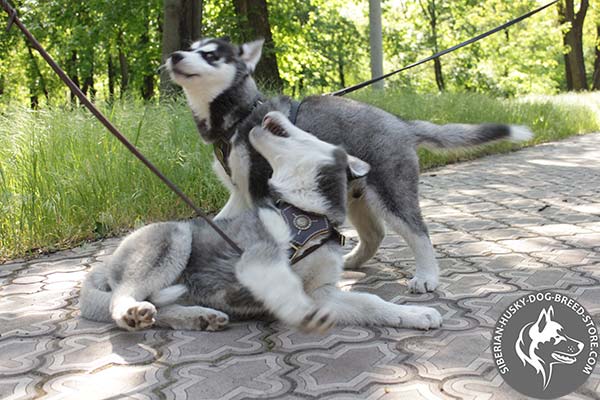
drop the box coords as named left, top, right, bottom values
left=1, top=91, right=599, bottom=261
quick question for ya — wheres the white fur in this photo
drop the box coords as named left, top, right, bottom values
left=258, top=208, right=291, bottom=246
left=240, top=39, right=264, bottom=72
left=235, top=250, right=315, bottom=327
left=166, top=54, right=237, bottom=130
left=149, top=284, right=187, bottom=306
left=509, top=126, right=534, bottom=142
left=198, top=43, right=218, bottom=52
left=250, top=111, right=339, bottom=215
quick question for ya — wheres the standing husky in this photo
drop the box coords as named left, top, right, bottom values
left=166, top=37, right=532, bottom=293
left=80, top=112, right=443, bottom=332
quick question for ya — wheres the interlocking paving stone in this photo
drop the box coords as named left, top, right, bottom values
left=0, top=133, right=599, bottom=399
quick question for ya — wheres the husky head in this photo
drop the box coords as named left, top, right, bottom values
left=249, top=111, right=370, bottom=224
left=166, top=37, right=264, bottom=143
left=515, top=306, right=584, bottom=390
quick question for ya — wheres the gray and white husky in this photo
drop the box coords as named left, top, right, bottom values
left=166, top=37, right=533, bottom=294
left=79, top=112, right=443, bottom=332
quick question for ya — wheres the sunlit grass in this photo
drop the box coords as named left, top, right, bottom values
left=0, top=98, right=227, bottom=260
left=1, top=92, right=599, bottom=260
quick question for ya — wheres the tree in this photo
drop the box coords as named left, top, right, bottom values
left=418, top=0, right=445, bottom=91
left=593, top=23, right=600, bottom=90
left=369, top=0, right=384, bottom=90
left=558, top=0, right=589, bottom=91
left=160, top=0, right=203, bottom=97
left=232, top=0, right=282, bottom=90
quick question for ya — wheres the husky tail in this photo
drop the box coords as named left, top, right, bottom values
left=79, top=269, right=187, bottom=322
left=410, top=121, right=533, bottom=150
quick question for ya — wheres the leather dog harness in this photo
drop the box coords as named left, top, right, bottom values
left=276, top=200, right=345, bottom=264
left=213, top=99, right=345, bottom=264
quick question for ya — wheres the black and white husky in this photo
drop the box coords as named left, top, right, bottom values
left=79, top=112, right=443, bottom=332
left=166, top=37, right=533, bottom=293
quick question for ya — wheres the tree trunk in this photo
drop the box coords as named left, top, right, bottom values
left=108, top=55, right=116, bottom=101
left=160, top=0, right=203, bottom=97
left=81, top=51, right=95, bottom=100
left=368, top=0, right=384, bottom=90
left=66, top=50, right=80, bottom=105
left=232, top=0, right=282, bottom=90
left=26, top=44, right=49, bottom=106
left=337, top=54, right=346, bottom=89
left=118, top=34, right=129, bottom=98
left=592, top=24, right=600, bottom=91
left=420, top=0, right=445, bottom=91
left=558, top=0, right=589, bottom=91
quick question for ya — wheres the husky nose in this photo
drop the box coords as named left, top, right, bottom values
left=170, top=52, right=184, bottom=65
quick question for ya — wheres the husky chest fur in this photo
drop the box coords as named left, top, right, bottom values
left=166, top=37, right=533, bottom=294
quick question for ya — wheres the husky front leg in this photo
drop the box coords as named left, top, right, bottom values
left=310, top=285, right=442, bottom=330
left=234, top=243, right=334, bottom=332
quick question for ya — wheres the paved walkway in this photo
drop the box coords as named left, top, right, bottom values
left=1, top=134, right=600, bottom=400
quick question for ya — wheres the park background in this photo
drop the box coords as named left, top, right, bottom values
left=1, top=0, right=600, bottom=260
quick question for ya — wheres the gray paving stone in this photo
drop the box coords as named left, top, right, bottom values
left=1, top=133, right=600, bottom=399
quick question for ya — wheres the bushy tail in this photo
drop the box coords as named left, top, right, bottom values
left=410, top=120, right=533, bottom=149
left=79, top=269, right=187, bottom=322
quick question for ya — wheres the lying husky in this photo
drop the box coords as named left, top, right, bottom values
left=79, top=112, right=442, bottom=332
left=166, top=37, right=533, bottom=294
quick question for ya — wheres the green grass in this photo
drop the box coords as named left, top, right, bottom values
left=352, top=91, right=600, bottom=169
left=1, top=92, right=599, bottom=261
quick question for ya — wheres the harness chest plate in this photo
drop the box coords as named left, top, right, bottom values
left=276, top=201, right=345, bottom=264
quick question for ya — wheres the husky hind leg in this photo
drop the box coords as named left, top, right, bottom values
left=156, top=304, right=229, bottom=331
left=370, top=156, right=439, bottom=293
left=105, top=222, right=192, bottom=331
left=343, top=189, right=386, bottom=270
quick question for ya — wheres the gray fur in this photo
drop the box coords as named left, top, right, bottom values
left=165, top=39, right=533, bottom=293
left=79, top=112, right=443, bottom=332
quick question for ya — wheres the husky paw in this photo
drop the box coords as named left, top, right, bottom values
left=408, top=275, right=439, bottom=293
left=400, top=306, right=443, bottom=330
left=196, top=310, right=229, bottom=331
left=299, top=306, right=336, bottom=334
left=118, top=302, right=157, bottom=331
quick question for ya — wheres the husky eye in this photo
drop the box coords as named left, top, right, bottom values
left=201, top=51, right=219, bottom=63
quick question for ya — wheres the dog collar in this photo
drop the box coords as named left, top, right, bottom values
left=214, top=99, right=302, bottom=177
left=275, top=200, right=345, bottom=264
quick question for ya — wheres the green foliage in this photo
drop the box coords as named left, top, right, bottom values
left=1, top=0, right=599, bottom=106
left=1, top=92, right=599, bottom=260
left=0, top=98, right=227, bottom=259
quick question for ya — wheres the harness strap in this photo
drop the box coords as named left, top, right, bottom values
left=289, top=100, right=301, bottom=125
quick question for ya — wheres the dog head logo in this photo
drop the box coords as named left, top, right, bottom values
left=515, top=306, right=584, bottom=390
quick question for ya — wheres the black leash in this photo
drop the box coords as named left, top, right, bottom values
left=328, top=0, right=559, bottom=97
left=0, top=0, right=244, bottom=255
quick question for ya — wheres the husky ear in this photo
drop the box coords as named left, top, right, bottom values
left=347, top=154, right=371, bottom=179
left=219, top=36, right=231, bottom=43
left=240, top=39, right=264, bottom=72
left=535, top=307, right=553, bottom=333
